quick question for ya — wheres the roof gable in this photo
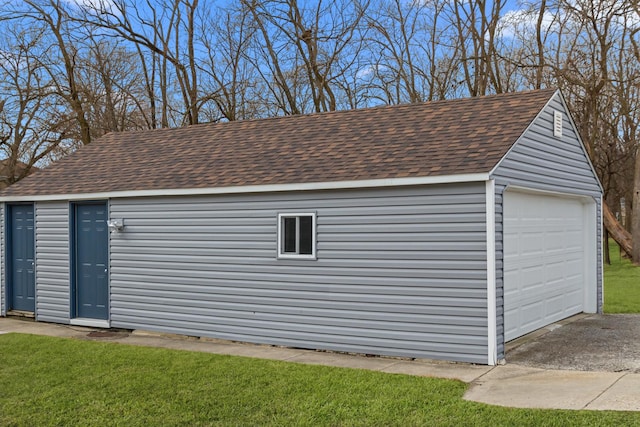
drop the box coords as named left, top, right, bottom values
left=491, top=91, right=602, bottom=195
left=0, top=89, right=557, bottom=198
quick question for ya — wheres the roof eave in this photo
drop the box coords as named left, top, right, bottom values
left=0, top=172, right=491, bottom=202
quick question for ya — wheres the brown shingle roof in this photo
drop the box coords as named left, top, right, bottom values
left=0, top=89, right=556, bottom=197
left=0, top=159, right=40, bottom=190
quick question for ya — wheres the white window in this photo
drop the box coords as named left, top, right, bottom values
left=277, top=213, right=316, bottom=259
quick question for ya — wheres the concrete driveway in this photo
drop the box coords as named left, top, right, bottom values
left=506, top=314, right=640, bottom=373
left=463, top=313, right=640, bottom=410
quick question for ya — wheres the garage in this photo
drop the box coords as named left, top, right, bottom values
left=503, top=190, right=598, bottom=341
left=0, top=88, right=603, bottom=365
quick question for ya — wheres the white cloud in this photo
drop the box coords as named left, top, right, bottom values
left=355, top=64, right=389, bottom=79
left=62, top=0, right=120, bottom=15
left=498, top=1, right=640, bottom=40
left=498, top=8, right=560, bottom=39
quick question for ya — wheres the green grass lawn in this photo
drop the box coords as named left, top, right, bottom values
left=1, top=334, right=639, bottom=426
left=604, top=240, right=640, bottom=313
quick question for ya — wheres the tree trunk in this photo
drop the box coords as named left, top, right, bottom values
left=633, top=149, right=640, bottom=264
left=604, top=228, right=610, bottom=265
left=604, top=202, right=633, bottom=257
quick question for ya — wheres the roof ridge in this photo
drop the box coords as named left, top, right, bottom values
left=99, top=88, right=557, bottom=141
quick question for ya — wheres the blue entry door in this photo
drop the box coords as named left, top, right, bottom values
left=74, top=203, right=109, bottom=320
left=9, top=204, right=35, bottom=312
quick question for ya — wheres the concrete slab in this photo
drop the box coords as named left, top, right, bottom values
left=381, top=360, right=491, bottom=383
left=505, top=313, right=590, bottom=353
left=507, top=314, right=640, bottom=373
left=211, top=344, right=306, bottom=361
left=464, top=365, right=625, bottom=409
left=121, top=336, right=225, bottom=353
left=286, top=352, right=399, bottom=371
left=587, top=374, right=640, bottom=411
left=120, top=335, right=306, bottom=361
left=0, top=317, right=90, bottom=338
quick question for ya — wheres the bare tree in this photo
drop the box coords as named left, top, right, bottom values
left=0, top=24, right=71, bottom=183
left=365, top=0, right=428, bottom=104
left=0, top=0, right=637, bottom=230
left=447, top=0, right=507, bottom=96
left=550, top=0, right=639, bottom=259
left=9, top=0, right=95, bottom=145
left=78, top=38, right=155, bottom=134
left=78, top=0, right=203, bottom=126
left=241, top=0, right=368, bottom=114
left=198, top=4, right=263, bottom=121
left=626, top=4, right=640, bottom=263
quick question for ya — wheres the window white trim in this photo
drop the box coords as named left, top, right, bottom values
left=277, top=212, right=317, bottom=260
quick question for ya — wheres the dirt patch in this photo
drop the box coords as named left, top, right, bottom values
left=507, top=314, right=640, bottom=373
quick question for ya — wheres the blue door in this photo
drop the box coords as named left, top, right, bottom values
left=8, top=204, right=35, bottom=312
left=74, top=203, right=109, bottom=320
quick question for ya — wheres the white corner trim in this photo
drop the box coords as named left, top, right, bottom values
left=599, top=195, right=604, bottom=313
left=486, top=179, right=497, bottom=366
left=70, top=318, right=110, bottom=328
left=0, top=173, right=490, bottom=202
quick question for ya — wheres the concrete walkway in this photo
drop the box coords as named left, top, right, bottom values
left=1, top=317, right=638, bottom=412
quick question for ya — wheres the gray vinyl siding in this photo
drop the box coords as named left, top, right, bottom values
left=109, top=183, right=489, bottom=363
left=34, top=202, right=70, bottom=323
left=491, top=92, right=603, bottom=359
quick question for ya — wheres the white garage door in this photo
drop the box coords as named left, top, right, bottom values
left=503, top=191, right=589, bottom=342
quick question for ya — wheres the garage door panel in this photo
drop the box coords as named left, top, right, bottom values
left=546, top=235, right=566, bottom=252
left=545, top=295, right=565, bottom=317
left=503, top=272, right=519, bottom=297
left=566, top=258, right=583, bottom=272
left=546, top=262, right=566, bottom=284
left=504, top=312, right=518, bottom=337
left=564, top=230, right=583, bottom=245
left=514, top=289, right=557, bottom=306
left=520, top=303, right=544, bottom=327
left=504, top=191, right=587, bottom=341
left=525, top=274, right=545, bottom=292
left=565, top=289, right=583, bottom=309
left=521, top=233, right=544, bottom=255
